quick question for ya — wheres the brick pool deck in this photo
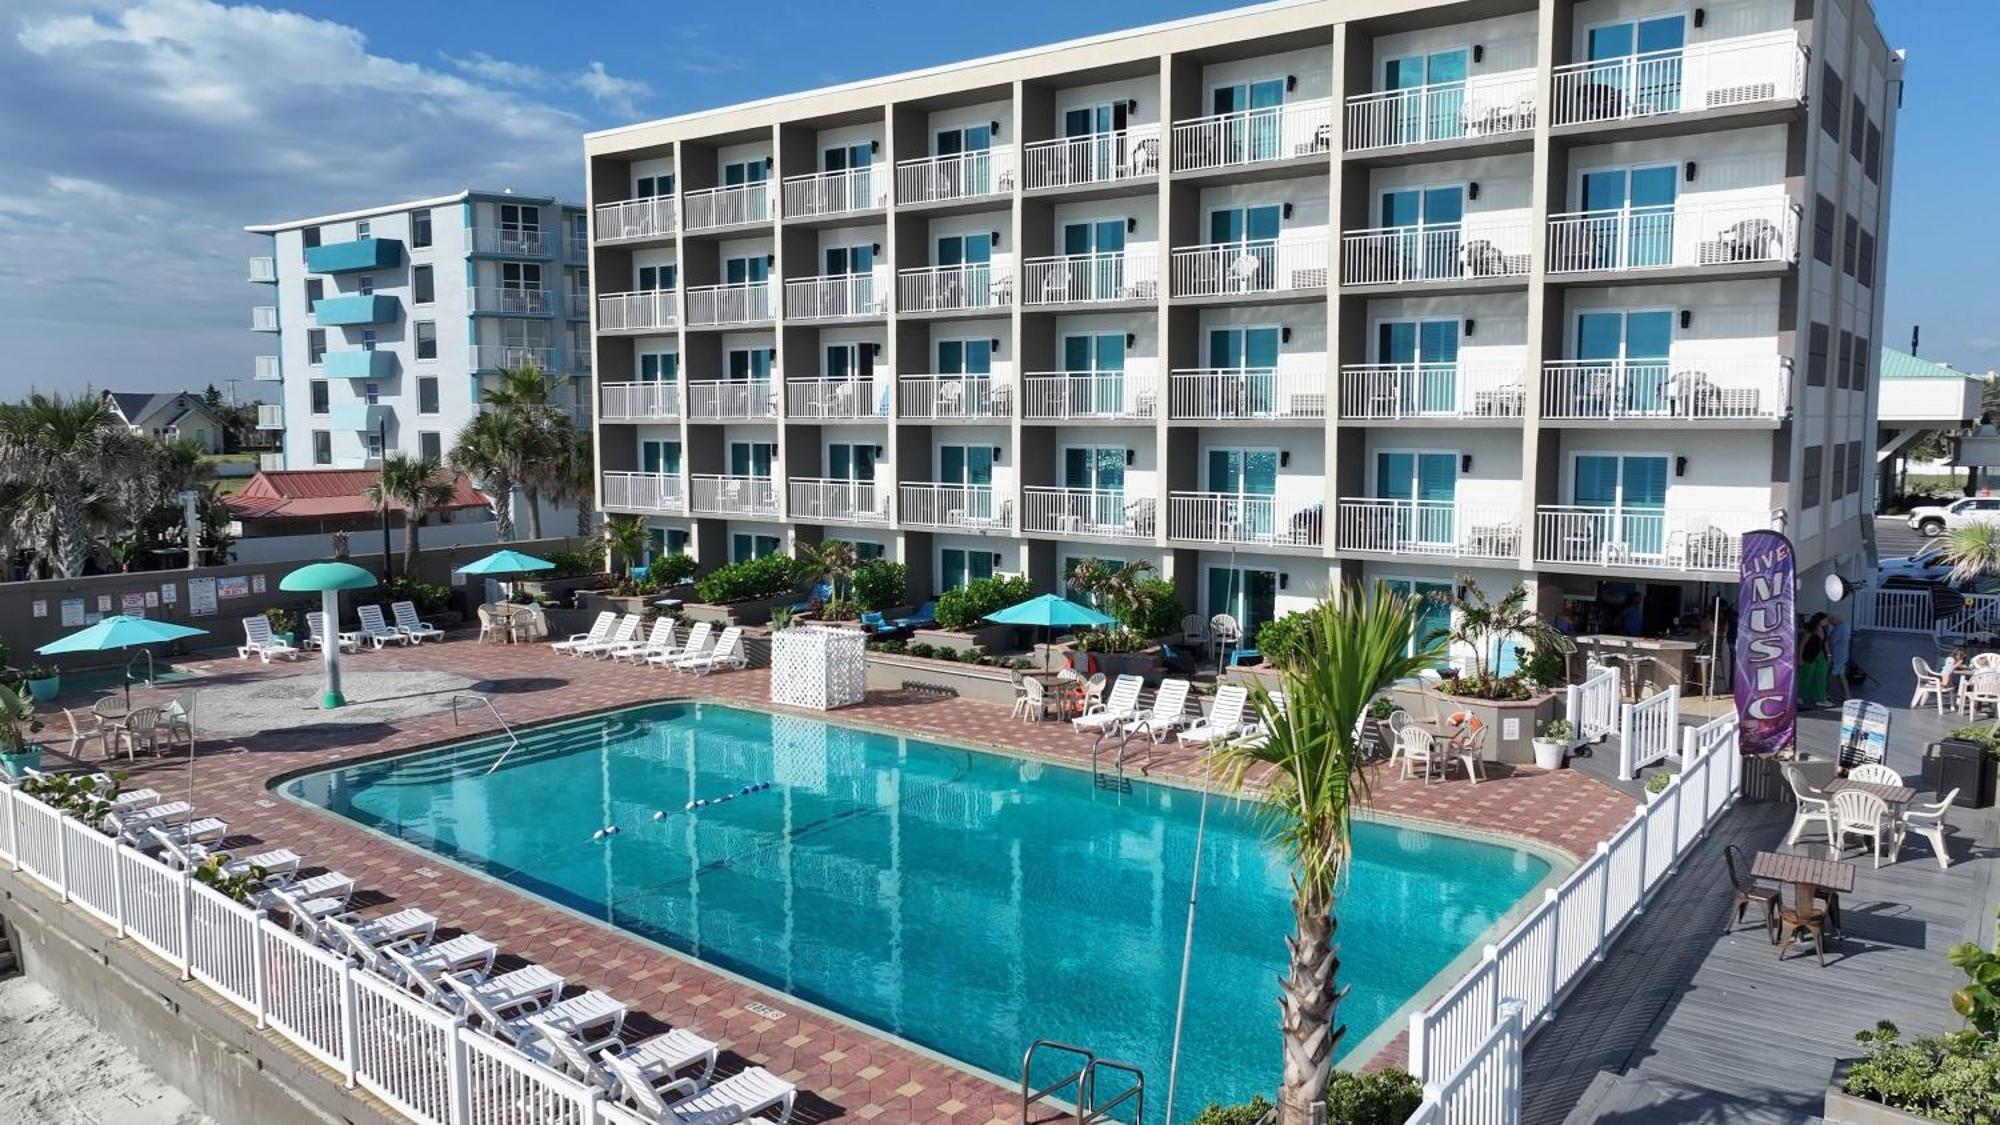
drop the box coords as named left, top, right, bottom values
left=58, top=637, right=1634, bottom=1124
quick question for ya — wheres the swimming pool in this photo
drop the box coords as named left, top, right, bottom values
left=283, top=701, right=1552, bottom=1108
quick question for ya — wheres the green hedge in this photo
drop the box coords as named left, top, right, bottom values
left=1191, top=1070, right=1420, bottom=1125
left=852, top=560, right=908, bottom=611
left=652, top=552, right=698, bottom=585
left=693, top=554, right=807, bottom=604
left=1255, top=612, right=1311, bottom=669
left=934, top=574, right=1031, bottom=631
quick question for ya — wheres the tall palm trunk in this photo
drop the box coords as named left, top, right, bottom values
left=523, top=486, right=544, bottom=540
left=574, top=494, right=594, bottom=539
left=402, top=514, right=422, bottom=577
left=52, top=487, right=89, bottom=578
left=1279, top=882, right=1340, bottom=1123
left=489, top=476, right=517, bottom=541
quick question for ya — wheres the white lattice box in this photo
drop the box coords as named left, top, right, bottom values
left=769, top=625, right=869, bottom=711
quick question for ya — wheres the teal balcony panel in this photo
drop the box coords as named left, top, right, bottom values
left=313, top=294, right=400, bottom=326
left=322, top=350, right=397, bottom=379
left=305, top=238, right=404, bottom=273
left=328, top=402, right=393, bottom=431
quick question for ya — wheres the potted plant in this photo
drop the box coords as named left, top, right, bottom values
left=1533, top=718, right=1574, bottom=771
left=263, top=607, right=299, bottom=647
left=1388, top=578, right=1574, bottom=765
left=0, top=682, right=47, bottom=777
left=1645, top=770, right=1676, bottom=801
left=22, top=663, right=60, bottom=704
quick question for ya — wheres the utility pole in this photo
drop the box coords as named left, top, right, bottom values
left=225, top=378, right=242, bottom=405
left=178, top=490, right=203, bottom=570
left=1911, top=324, right=1920, bottom=356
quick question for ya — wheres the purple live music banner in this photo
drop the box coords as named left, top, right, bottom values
left=1734, top=529, right=1797, bottom=756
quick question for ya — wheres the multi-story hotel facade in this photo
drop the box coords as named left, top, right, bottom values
left=248, top=190, right=593, bottom=474
left=583, top=0, right=1898, bottom=643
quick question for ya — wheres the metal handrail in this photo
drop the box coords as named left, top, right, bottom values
left=1022, top=1039, right=1094, bottom=1122
left=1081, top=1057, right=1145, bottom=1125
left=450, top=694, right=523, bottom=775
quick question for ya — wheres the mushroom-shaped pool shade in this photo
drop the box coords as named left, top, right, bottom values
left=281, top=561, right=379, bottom=709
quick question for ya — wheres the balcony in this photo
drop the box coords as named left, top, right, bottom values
left=1343, top=220, right=1533, bottom=287
left=784, top=274, right=886, bottom=320
left=1334, top=499, right=1522, bottom=560
left=1345, top=70, right=1538, bottom=154
left=686, top=380, right=778, bottom=420
left=473, top=344, right=554, bottom=372
left=1021, top=251, right=1158, bottom=307
left=683, top=182, right=771, bottom=232
left=897, top=263, right=1011, bottom=315
left=897, top=149, right=1015, bottom=206
left=256, top=404, right=284, bottom=430
left=598, top=290, right=677, bottom=333
left=786, top=378, right=888, bottom=420
left=900, top=483, right=1010, bottom=531
left=322, top=350, right=395, bottom=379
left=594, top=198, right=677, bottom=244
left=312, top=294, right=399, bottom=326
left=251, top=306, right=279, bottom=332
left=469, top=227, right=552, bottom=258
left=254, top=355, right=280, bottom=382
left=566, top=288, right=590, bottom=318
left=1021, top=372, right=1158, bottom=422
left=1551, top=30, right=1806, bottom=129
left=305, top=237, right=403, bottom=274
left=1170, top=238, right=1328, bottom=299
left=1338, top=364, right=1526, bottom=421
left=1542, top=358, right=1791, bottom=422
left=1022, top=487, right=1155, bottom=541
left=1535, top=505, right=1768, bottom=573
left=599, top=381, right=681, bottom=421
left=1023, top=125, right=1161, bottom=191
left=1170, top=99, right=1333, bottom=174
left=685, top=281, right=773, bottom=327
left=897, top=375, right=1011, bottom=421
left=469, top=286, right=551, bottom=316
left=248, top=256, right=277, bottom=283
left=602, top=471, right=686, bottom=514
left=789, top=478, right=889, bottom=525
left=1546, top=198, right=1798, bottom=276
left=1168, top=369, right=1327, bottom=421
left=567, top=232, right=588, bottom=260
left=781, top=166, right=887, bottom=220
left=329, top=402, right=391, bottom=431
left=1167, top=492, right=1323, bottom=549
left=258, top=452, right=285, bottom=472
left=690, top=474, right=778, bottom=517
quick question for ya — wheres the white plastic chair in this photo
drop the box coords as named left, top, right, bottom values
left=1781, top=763, right=1834, bottom=846
left=651, top=622, right=712, bottom=668
left=1072, top=674, right=1144, bottom=737
left=391, top=601, right=444, bottom=643
left=1120, top=678, right=1193, bottom=747
left=552, top=611, right=616, bottom=654
left=577, top=614, right=643, bottom=659
left=611, top=618, right=676, bottom=663
left=1911, top=657, right=1951, bottom=712
left=1020, top=675, right=1047, bottom=723
left=1180, top=685, right=1250, bottom=748
left=1831, top=788, right=1895, bottom=867
left=356, top=604, right=412, bottom=648
left=1384, top=709, right=1413, bottom=763
left=303, top=611, right=359, bottom=653
left=1900, top=790, right=1958, bottom=869
left=654, top=1066, right=797, bottom=1125
left=237, top=615, right=300, bottom=662
left=1966, top=671, right=2000, bottom=720
left=1848, top=762, right=1905, bottom=787
left=1400, top=726, right=1443, bottom=783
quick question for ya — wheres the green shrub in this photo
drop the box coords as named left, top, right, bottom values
left=1845, top=1021, right=2000, bottom=1124
left=1949, top=725, right=2000, bottom=760
left=934, top=574, right=1031, bottom=631
left=693, top=554, right=806, bottom=604
left=1256, top=612, right=1311, bottom=669
left=382, top=576, right=450, bottom=614
left=547, top=547, right=603, bottom=578
left=1190, top=1097, right=1270, bottom=1125
left=653, top=552, right=698, bottom=585
left=906, top=642, right=934, bottom=659
left=1645, top=769, right=1675, bottom=794
left=1520, top=642, right=1567, bottom=688
left=1117, top=576, right=1184, bottom=639
left=852, top=561, right=908, bottom=612
left=871, top=638, right=907, bottom=655
left=931, top=646, right=959, bottom=662
left=1325, top=1069, right=1423, bottom=1125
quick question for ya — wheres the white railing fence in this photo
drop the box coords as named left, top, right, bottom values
left=1021, top=125, right=1161, bottom=191
left=1343, top=219, right=1533, bottom=286
left=1404, top=1001, right=1526, bottom=1125
left=1022, top=250, right=1159, bottom=305
left=1618, top=686, right=1681, bottom=781
left=600, top=471, right=686, bottom=514
left=897, top=264, right=1011, bottom=314
left=1547, top=198, right=1799, bottom=274
left=1935, top=593, right=2000, bottom=641
left=1565, top=662, right=1622, bottom=743
left=689, top=474, right=779, bottom=517
left=780, top=165, right=887, bottom=219
left=1169, top=368, right=1328, bottom=421
left=1853, top=586, right=1934, bottom=634
left=897, top=148, right=1015, bottom=204
left=899, top=483, right=1009, bottom=530
left=1021, top=373, right=1158, bottom=421
left=1170, top=237, right=1330, bottom=299
left=596, top=291, right=677, bottom=333
left=681, top=181, right=770, bottom=231
left=1347, top=69, right=1538, bottom=152
left=1551, top=30, right=1806, bottom=127
left=1170, top=98, right=1332, bottom=172
left=897, top=375, right=1010, bottom=420
left=1338, top=363, right=1526, bottom=420
left=598, top=381, right=681, bottom=421
left=593, top=197, right=675, bottom=244
left=1540, top=358, right=1790, bottom=421
left=684, top=282, right=773, bottom=327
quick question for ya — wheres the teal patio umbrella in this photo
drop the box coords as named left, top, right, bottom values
left=281, top=561, right=378, bottom=709
left=455, top=549, right=556, bottom=601
left=38, top=614, right=209, bottom=709
left=984, top=593, right=1117, bottom=671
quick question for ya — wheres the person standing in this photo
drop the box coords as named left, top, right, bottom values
left=1798, top=612, right=1830, bottom=708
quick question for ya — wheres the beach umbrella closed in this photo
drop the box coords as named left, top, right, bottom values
left=281, top=561, right=378, bottom=709
left=984, top=593, right=1117, bottom=671
left=37, top=615, right=209, bottom=709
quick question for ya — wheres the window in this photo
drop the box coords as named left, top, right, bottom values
left=363, top=381, right=381, bottom=405
left=413, top=264, right=434, bottom=304
left=1853, top=335, right=1871, bottom=391
left=501, top=262, right=542, bottom=290
left=1849, top=94, right=1866, bottom=159
left=1865, top=122, right=1882, bottom=183
left=1847, top=443, right=1864, bottom=497
left=499, top=203, right=541, bottom=235
left=366, top=432, right=385, bottom=460
left=1801, top=445, right=1823, bottom=509
left=418, top=375, right=439, bottom=414
left=307, top=328, right=326, bottom=366
left=1830, top=441, right=1846, bottom=499
left=1838, top=331, right=1853, bottom=393
left=301, top=226, right=320, bottom=255
left=309, top=379, right=330, bottom=414
left=1820, top=65, right=1843, bottom=140
left=1812, top=196, right=1835, bottom=266
left=361, top=329, right=377, bottom=351
left=305, top=278, right=324, bottom=306
left=1858, top=229, right=1876, bottom=288
left=1842, top=215, right=1858, bottom=276
left=637, top=263, right=675, bottom=291
left=410, top=208, right=432, bottom=248
left=940, top=548, right=996, bottom=590
left=721, top=159, right=769, bottom=185
left=311, top=430, right=331, bottom=465
left=356, top=219, right=372, bottom=239
left=419, top=431, right=441, bottom=461
left=731, top=534, right=780, bottom=562
left=360, top=274, right=375, bottom=295
left=1807, top=323, right=1829, bottom=386
left=414, top=321, right=437, bottom=361
left=635, top=173, right=674, bottom=197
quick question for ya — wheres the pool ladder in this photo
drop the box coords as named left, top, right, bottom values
left=448, top=694, right=522, bottom=775
left=1021, top=1039, right=1144, bottom=1124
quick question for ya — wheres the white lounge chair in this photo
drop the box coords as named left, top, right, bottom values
left=577, top=614, right=643, bottom=659
left=650, top=622, right=712, bottom=669
left=1831, top=788, right=1895, bottom=868
left=658, top=1066, right=798, bottom=1125
left=1900, top=790, right=1958, bottom=869
left=553, top=611, right=617, bottom=655
left=267, top=882, right=358, bottom=934
left=391, top=601, right=445, bottom=643
left=1179, top=685, right=1250, bottom=749
left=110, top=787, right=162, bottom=813
left=392, top=953, right=560, bottom=1017
left=1120, top=678, right=1193, bottom=748
left=612, top=618, right=676, bottom=663
left=1072, top=674, right=1144, bottom=738
left=372, top=934, right=502, bottom=990
left=448, top=973, right=622, bottom=1047
left=1781, top=764, right=1834, bottom=846
left=333, top=907, right=438, bottom=950
left=675, top=626, right=745, bottom=675
left=355, top=603, right=413, bottom=648
left=249, top=870, right=354, bottom=914
left=148, top=828, right=299, bottom=883
left=302, top=611, right=360, bottom=653
left=582, top=1029, right=721, bottom=1098
left=237, top=616, right=301, bottom=662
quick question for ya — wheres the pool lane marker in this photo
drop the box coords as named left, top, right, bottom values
left=584, top=781, right=780, bottom=843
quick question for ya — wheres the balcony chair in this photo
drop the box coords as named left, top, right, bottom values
left=1705, top=217, right=1786, bottom=263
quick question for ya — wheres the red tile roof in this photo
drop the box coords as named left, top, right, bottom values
left=225, top=469, right=489, bottom=520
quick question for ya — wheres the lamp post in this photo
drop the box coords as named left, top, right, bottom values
left=177, top=489, right=202, bottom=570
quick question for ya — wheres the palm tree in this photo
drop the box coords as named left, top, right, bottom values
left=1434, top=576, right=1571, bottom=690
left=551, top=429, right=598, bottom=540
left=0, top=394, right=146, bottom=577
left=449, top=411, right=529, bottom=541
left=366, top=453, right=458, bottom=576
left=1210, top=584, right=1443, bottom=1125
left=1066, top=558, right=1157, bottom=630
left=602, top=515, right=648, bottom=574
left=1942, top=522, right=2000, bottom=584
left=800, top=539, right=859, bottom=603
left=482, top=364, right=573, bottom=540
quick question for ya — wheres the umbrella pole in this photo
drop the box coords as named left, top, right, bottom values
left=320, top=589, right=345, bottom=708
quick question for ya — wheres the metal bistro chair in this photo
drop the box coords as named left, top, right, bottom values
left=1722, top=843, right=1781, bottom=938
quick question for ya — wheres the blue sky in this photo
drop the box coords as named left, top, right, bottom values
left=0, top=0, right=1987, bottom=400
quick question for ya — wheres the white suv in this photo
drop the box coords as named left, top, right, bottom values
left=1907, top=496, right=2000, bottom=538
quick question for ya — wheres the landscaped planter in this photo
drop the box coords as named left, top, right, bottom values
left=1825, top=1060, right=1944, bottom=1124
left=24, top=675, right=59, bottom=703
left=1075, top=647, right=1164, bottom=681
left=575, top=590, right=658, bottom=618
left=1389, top=686, right=1560, bottom=765
left=1, top=743, right=46, bottom=778
left=681, top=592, right=803, bottom=628
left=913, top=624, right=1015, bottom=655
left=866, top=653, right=1018, bottom=705
left=517, top=574, right=609, bottom=603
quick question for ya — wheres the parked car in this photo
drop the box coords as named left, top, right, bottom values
left=1877, top=541, right=1951, bottom=583
left=1907, top=496, right=2000, bottom=538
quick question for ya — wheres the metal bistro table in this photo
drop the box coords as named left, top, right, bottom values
left=1825, top=778, right=1918, bottom=809
left=1751, top=850, right=1856, bottom=966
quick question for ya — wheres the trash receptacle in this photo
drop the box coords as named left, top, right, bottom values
left=1935, top=738, right=1995, bottom=809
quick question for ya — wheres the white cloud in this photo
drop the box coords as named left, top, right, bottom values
left=575, top=61, right=650, bottom=119
left=444, top=50, right=553, bottom=88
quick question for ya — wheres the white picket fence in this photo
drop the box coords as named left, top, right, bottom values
left=0, top=783, right=623, bottom=1125
left=1402, top=710, right=1741, bottom=1123
left=1563, top=662, right=1621, bottom=743
left=1936, top=593, right=2000, bottom=641
left=1854, top=585, right=1936, bottom=635
left=1617, top=687, right=1680, bottom=782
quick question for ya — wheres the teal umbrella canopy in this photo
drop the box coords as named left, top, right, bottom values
left=983, top=593, right=1117, bottom=629
left=455, top=549, right=556, bottom=577
left=37, top=615, right=208, bottom=655
left=281, top=561, right=379, bottom=592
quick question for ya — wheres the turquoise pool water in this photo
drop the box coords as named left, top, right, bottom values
left=284, top=702, right=1550, bottom=1108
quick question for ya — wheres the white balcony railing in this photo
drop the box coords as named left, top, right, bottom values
left=1552, top=30, right=1807, bottom=127
left=781, top=165, right=888, bottom=219
left=594, top=197, right=677, bottom=243
left=682, top=182, right=771, bottom=231
left=251, top=306, right=279, bottom=331
left=1167, top=492, right=1323, bottom=548
left=259, top=452, right=285, bottom=472
left=469, top=286, right=550, bottom=315
left=784, top=273, right=887, bottom=320
left=248, top=256, right=277, bottom=282
left=685, top=281, right=774, bottom=327
left=599, top=381, right=681, bottom=421
left=1335, top=499, right=1523, bottom=559
left=566, top=232, right=588, bottom=260
left=1343, top=219, right=1534, bottom=285
left=469, top=227, right=550, bottom=257
left=897, top=148, right=1016, bottom=205
left=1535, top=505, right=1768, bottom=571
left=1345, top=70, right=1539, bottom=152
left=789, top=478, right=889, bottom=525
left=686, top=380, right=777, bottom=420
left=1021, top=373, right=1159, bottom=421
left=1169, top=369, right=1328, bottom=421
left=689, top=474, right=778, bottom=517
left=899, top=483, right=1010, bottom=531
left=786, top=378, right=888, bottom=420
left=897, top=263, right=1011, bottom=314
left=602, top=471, right=686, bottom=514
left=1022, top=125, right=1161, bottom=191
left=1541, top=358, right=1791, bottom=421
left=1022, top=487, right=1156, bottom=541
left=1170, top=98, right=1332, bottom=173
left=898, top=375, right=1011, bottom=421
left=254, top=355, right=280, bottom=381
left=1547, top=197, right=1799, bottom=274
left=1020, top=250, right=1159, bottom=306
left=597, top=290, right=677, bottom=333
left=1338, top=364, right=1527, bottom=420
left=1170, top=238, right=1330, bottom=298
left=472, top=344, right=554, bottom=372
left=256, top=404, right=284, bottom=429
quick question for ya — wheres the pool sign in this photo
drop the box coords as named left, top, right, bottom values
left=1733, top=529, right=1796, bottom=756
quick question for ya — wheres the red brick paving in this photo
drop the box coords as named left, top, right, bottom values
left=51, top=637, right=1632, bottom=1120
